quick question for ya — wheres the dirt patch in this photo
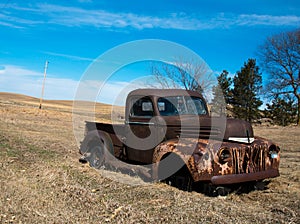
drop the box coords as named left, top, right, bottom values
left=0, top=93, right=299, bottom=223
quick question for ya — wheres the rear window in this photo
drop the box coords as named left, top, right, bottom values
left=130, top=97, right=154, bottom=117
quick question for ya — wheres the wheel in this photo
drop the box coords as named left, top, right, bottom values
left=158, top=153, right=194, bottom=192
left=164, top=165, right=193, bottom=192
left=86, top=140, right=104, bottom=169
left=80, top=131, right=114, bottom=169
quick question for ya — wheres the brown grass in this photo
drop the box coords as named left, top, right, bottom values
left=0, top=93, right=299, bottom=223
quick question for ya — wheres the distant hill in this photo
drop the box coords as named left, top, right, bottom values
left=0, top=92, right=112, bottom=108
left=0, top=92, right=125, bottom=122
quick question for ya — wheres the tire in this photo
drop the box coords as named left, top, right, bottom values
left=164, top=165, right=193, bottom=192
left=80, top=131, right=114, bottom=169
left=86, top=140, right=104, bottom=169
left=158, top=153, right=194, bottom=192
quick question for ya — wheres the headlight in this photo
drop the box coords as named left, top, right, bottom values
left=269, top=144, right=280, bottom=159
left=218, top=147, right=231, bottom=164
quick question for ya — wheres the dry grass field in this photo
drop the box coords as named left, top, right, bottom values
left=0, top=92, right=299, bottom=223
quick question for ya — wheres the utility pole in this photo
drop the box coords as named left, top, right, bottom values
left=39, top=60, right=49, bottom=109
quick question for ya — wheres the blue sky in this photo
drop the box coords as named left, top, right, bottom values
left=0, top=0, right=299, bottom=104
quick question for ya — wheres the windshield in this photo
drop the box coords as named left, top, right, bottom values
left=157, top=96, right=207, bottom=116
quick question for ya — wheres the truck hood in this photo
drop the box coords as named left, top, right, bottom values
left=159, top=115, right=254, bottom=143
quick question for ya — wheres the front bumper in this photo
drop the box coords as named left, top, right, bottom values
left=211, top=169, right=279, bottom=185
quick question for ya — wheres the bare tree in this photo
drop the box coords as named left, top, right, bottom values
left=258, top=29, right=300, bottom=125
left=150, top=57, right=215, bottom=97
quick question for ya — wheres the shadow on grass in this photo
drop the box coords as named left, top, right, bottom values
left=79, top=156, right=272, bottom=197
left=192, top=180, right=271, bottom=197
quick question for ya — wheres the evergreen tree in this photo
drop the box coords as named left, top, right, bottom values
left=266, top=95, right=296, bottom=126
left=232, top=59, right=263, bottom=123
left=211, top=70, right=233, bottom=116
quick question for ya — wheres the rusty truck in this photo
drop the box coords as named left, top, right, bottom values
left=79, top=89, right=280, bottom=193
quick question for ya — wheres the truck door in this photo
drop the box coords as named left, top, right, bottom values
left=125, top=96, right=159, bottom=164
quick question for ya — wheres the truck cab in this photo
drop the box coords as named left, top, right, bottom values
left=124, top=89, right=209, bottom=164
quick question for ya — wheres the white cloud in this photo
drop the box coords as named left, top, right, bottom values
left=0, top=64, right=77, bottom=99
left=1, top=4, right=299, bottom=30
left=0, top=64, right=137, bottom=104
left=43, top=51, right=94, bottom=62
left=75, top=77, right=154, bottom=105
left=236, top=14, right=300, bottom=27
left=0, top=20, right=23, bottom=29
left=0, top=11, right=44, bottom=29
left=0, top=65, right=41, bottom=76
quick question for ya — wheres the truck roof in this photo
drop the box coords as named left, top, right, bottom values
left=128, top=88, right=204, bottom=98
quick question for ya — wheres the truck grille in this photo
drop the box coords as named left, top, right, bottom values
left=175, top=126, right=221, bottom=139
left=232, top=145, right=267, bottom=174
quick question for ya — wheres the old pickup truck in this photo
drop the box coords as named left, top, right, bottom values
left=79, top=89, right=280, bottom=192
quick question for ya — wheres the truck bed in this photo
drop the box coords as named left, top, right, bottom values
left=85, top=121, right=124, bottom=149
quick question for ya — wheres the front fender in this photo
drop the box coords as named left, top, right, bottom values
left=152, top=138, right=214, bottom=181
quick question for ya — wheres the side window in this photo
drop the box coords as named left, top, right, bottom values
left=157, top=98, right=178, bottom=116
left=130, top=97, right=154, bottom=117
left=193, top=97, right=207, bottom=115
